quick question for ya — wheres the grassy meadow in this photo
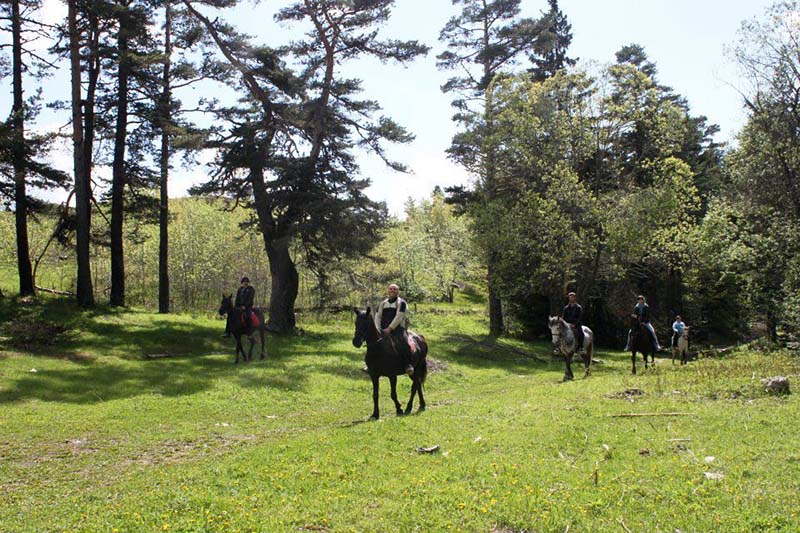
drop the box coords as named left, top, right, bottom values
left=0, top=293, right=799, bottom=532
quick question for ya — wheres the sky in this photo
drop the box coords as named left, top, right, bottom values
left=1, top=0, right=778, bottom=217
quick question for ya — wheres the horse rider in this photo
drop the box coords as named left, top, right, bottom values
left=625, top=295, right=661, bottom=351
left=224, top=276, right=255, bottom=337
left=561, top=292, right=585, bottom=354
left=672, top=314, right=686, bottom=348
left=374, top=283, right=414, bottom=376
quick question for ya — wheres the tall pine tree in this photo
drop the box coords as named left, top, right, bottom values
left=438, top=0, right=551, bottom=336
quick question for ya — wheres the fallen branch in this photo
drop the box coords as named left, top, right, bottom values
left=666, top=438, right=692, bottom=442
left=35, top=285, right=75, bottom=296
left=610, top=412, right=694, bottom=418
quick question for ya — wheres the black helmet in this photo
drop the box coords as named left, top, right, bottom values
left=241, top=276, right=250, bottom=283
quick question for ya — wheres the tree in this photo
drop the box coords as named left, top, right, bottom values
left=438, top=0, right=552, bottom=336
left=731, top=0, right=800, bottom=219
left=67, top=0, right=94, bottom=306
left=529, top=0, right=576, bottom=81
left=0, top=0, right=68, bottom=296
left=185, top=0, right=424, bottom=333
left=105, top=0, right=161, bottom=307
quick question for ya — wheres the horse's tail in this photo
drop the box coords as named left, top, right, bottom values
left=415, top=338, right=429, bottom=384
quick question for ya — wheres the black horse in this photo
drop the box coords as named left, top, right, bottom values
left=219, top=294, right=266, bottom=364
left=352, top=308, right=428, bottom=420
left=629, top=316, right=656, bottom=375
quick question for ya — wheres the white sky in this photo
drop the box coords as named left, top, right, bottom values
left=1, top=0, right=776, bottom=216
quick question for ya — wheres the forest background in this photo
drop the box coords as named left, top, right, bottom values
left=1, top=0, right=799, bottom=348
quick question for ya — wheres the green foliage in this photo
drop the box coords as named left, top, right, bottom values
left=366, top=190, right=482, bottom=304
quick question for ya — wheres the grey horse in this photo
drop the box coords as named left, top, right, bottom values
left=548, top=316, right=594, bottom=381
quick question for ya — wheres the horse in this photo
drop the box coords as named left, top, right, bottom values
left=352, top=307, right=428, bottom=420
left=548, top=316, right=594, bottom=381
left=218, top=294, right=266, bottom=364
left=672, top=326, right=690, bottom=365
left=629, top=316, right=656, bottom=375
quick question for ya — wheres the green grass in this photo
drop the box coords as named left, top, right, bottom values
left=1, top=295, right=799, bottom=532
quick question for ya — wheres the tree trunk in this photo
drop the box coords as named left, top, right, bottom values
left=10, top=0, right=33, bottom=296
left=158, top=0, right=172, bottom=314
left=68, top=0, right=94, bottom=306
left=266, top=238, right=299, bottom=333
left=110, top=17, right=130, bottom=307
left=487, top=257, right=504, bottom=336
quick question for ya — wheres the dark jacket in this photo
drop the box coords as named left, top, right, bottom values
left=562, top=303, right=583, bottom=325
left=235, top=285, right=255, bottom=308
left=634, top=303, right=651, bottom=323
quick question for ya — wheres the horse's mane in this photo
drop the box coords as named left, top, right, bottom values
left=361, top=309, right=381, bottom=343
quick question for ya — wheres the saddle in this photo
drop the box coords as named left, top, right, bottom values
left=407, top=331, right=421, bottom=354
left=241, top=310, right=260, bottom=329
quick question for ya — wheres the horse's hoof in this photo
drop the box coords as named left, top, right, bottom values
left=562, top=376, right=573, bottom=382
left=369, top=415, right=379, bottom=421
left=418, top=405, right=425, bottom=412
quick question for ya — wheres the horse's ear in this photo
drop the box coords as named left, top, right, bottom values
left=366, top=306, right=371, bottom=314
left=353, top=307, right=359, bottom=315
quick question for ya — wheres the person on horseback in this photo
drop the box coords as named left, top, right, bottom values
left=561, top=292, right=585, bottom=354
left=625, top=295, right=661, bottom=351
left=374, top=283, right=414, bottom=376
left=672, top=314, right=686, bottom=348
left=235, top=276, right=255, bottom=330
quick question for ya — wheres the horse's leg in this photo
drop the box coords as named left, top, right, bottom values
left=631, top=350, right=637, bottom=375
left=260, top=327, right=266, bottom=360
left=246, top=335, right=254, bottom=362
left=564, top=352, right=574, bottom=381
left=416, top=377, right=426, bottom=412
left=389, top=375, right=403, bottom=415
left=583, top=343, right=592, bottom=376
left=234, top=335, right=242, bottom=364
left=404, top=379, right=416, bottom=415
left=370, top=375, right=380, bottom=420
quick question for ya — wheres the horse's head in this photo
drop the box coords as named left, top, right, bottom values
left=219, top=294, right=233, bottom=316
left=352, top=307, right=372, bottom=348
left=548, top=316, right=562, bottom=346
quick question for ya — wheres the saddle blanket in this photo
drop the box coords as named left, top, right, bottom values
left=241, top=312, right=260, bottom=328
left=407, top=331, right=424, bottom=353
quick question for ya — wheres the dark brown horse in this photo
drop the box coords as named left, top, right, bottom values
left=219, top=294, right=266, bottom=364
left=352, top=308, right=428, bottom=420
left=629, top=316, right=655, bottom=374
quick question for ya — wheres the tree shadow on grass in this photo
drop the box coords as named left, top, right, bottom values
left=435, top=333, right=558, bottom=375
left=0, top=298, right=317, bottom=403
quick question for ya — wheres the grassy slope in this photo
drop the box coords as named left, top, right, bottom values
left=0, top=296, right=799, bottom=532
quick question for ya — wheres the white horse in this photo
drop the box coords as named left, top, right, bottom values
left=548, top=316, right=594, bottom=381
left=672, top=327, right=690, bottom=365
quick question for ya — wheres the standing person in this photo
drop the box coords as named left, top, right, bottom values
left=374, top=283, right=413, bottom=375
left=561, top=292, right=585, bottom=353
left=626, top=295, right=661, bottom=351
left=672, top=315, right=686, bottom=347
left=225, top=276, right=255, bottom=335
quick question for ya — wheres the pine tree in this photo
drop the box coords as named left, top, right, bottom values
left=529, top=0, right=576, bottom=81
left=184, top=0, right=424, bottom=333
left=438, top=0, right=551, bottom=336
left=0, top=0, right=69, bottom=296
